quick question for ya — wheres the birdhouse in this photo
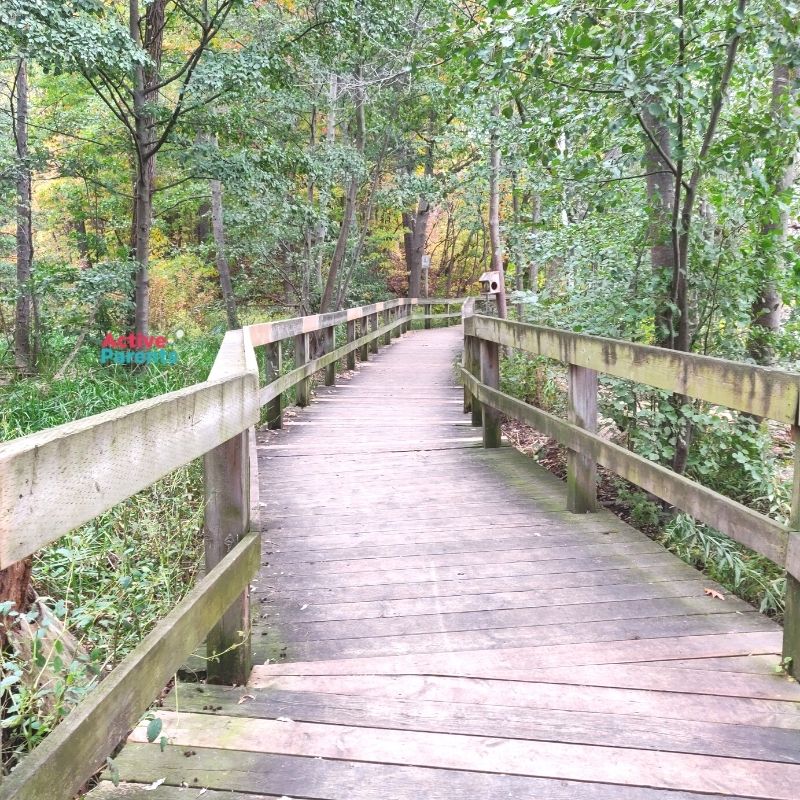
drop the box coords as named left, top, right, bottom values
left=479, top=271, right=501, bottom=295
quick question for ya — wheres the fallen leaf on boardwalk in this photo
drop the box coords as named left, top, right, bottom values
left=197, top=790, right=208, bottom=797
left=300, top=604, right=308, bottom=610
left=704, top=588, right=725, bottom=600
left=238, top=694, right=255, bottom=704
left=275, top=716, right=293, bottom=722
left=144, top=779, right=165, bottom=791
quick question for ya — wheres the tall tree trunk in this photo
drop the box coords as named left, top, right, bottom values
left=511, top=173, right=524, bottom=320
left=529, top=193, right=541, bottom=293
left=402, top=209, right=414, bottom=292
left=488, top=103, right=507, bottom=318
left=313, top=74, right=337, bottom=301
left=642, top=103, right=676, bottom=347
left=748, top=65, right=798, bottom=365
left=13, top=58, right=33, bottom=374
left=130, top=0, right=166, bottom=335
left=337, top=135, right=388, bottom=306
left=210, top=176, right=239, bottom=330
left=196, top=201, right=211, bottom=243
left=320, top=67, right=363, bottom=314
left=406, top=111, right=436, bottom=299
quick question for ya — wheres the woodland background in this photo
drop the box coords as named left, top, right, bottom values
left=0, top=0, right=798, bottom=775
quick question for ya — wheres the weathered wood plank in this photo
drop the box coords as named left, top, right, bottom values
left=264, top=341, right=282, bottom=429
left=108, top=745, right=752, bottom=800
left=479, top=338, right=501, bottom=447
left=247, top=298, right=413, bottom=346
left=252, top=671, right=800, bottom=720
left=783, top=423, right=800, bottom=677
left=0, top=533, right=260, bottom=800
left=129, top=711, right=800, bottom=799
left=0, top=372, right=258, bottom=568
left=346, top=319, right=357, bottom=369
left=259, top=579, right=712, bottom=623
left=567, top=364, right=598, bottom=513
left=467, top=314, right=800, bottom=423
left=204, top=430, right=251, bottom=684
left=163, top=685, right=800, bottom=763
left=251, top=630, right=782, bottom=677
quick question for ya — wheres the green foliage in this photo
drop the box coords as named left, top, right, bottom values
left=659, top=513, right=786, bottom=617
left=500, top=352, right=565, bottom=414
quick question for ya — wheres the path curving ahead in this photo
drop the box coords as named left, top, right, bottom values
left=93, top=325, right=800, bottom=800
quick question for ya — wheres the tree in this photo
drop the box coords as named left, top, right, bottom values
left=79, top=0, right=239, bottom=334
left=12, top=59, right=33, bottom=373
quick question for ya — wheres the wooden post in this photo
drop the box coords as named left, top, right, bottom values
left=359, top=317, right=369, bottom=361
left=294, top=332, right=310, bottom=406
left=424, top=301, right=431, bottom=330
left=324, top=326, right=336, bottom=386
left=346, top=319, right=357, bottom=369
left=369, top=313, right=379, bottom=354
left=382, top=310, right=391, bottom=346
left=480, top=338, right=501, bottom=447
left=463, top=333, right=471, bottom=414
left=204, top=431, right=251, bottom=684
left=783, top=423, right=800, bottom=678
left=264, top=341, right=282, bottom=429
left=567, top=364, right=598, bottom=513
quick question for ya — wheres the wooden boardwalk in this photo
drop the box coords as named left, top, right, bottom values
left=94, top=325, right=800, bottom=800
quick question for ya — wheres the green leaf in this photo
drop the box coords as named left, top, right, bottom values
left=0, top=674, right=20, bottom=690
left=146, top=717, right=163, bottom=743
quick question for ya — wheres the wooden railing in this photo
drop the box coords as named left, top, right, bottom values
left=0, top=296, right=465, bottom=800
left=461, top=299, right=800, bottom=676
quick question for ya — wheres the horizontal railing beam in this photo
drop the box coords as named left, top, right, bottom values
left=0, top=373, right=259, bottom=569
left=248, top=298, right=413, bottom=347
left=466, top=315, right=800, bottom=424
left=259, top=314, right=403, bottom=407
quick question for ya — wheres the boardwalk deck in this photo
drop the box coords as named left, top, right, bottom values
left=91, top=325, right=800, bottom=800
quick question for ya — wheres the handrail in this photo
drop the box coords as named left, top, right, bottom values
left=0, top=295, right=467, bottom=799
left=461, top=308, right=800, bottom=677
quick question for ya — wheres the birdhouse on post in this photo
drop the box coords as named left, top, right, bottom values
left=479, top=270, right=501, bottom=296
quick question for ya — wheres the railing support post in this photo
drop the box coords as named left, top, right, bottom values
left=204, top=430, right=251, bottom=684
left=294, top=332, right=310, bottom=406
left=324, top=326, right=336, bottom=386
left=383, top=310, right=392, bottom=346
left=783, top=423, right=800, bottom=678
left=464, top=336, right=481, bottom=423
left=369, top=312, right=379, bottom=354
left=567, top=364, right=598, bottom=513
left=480, top=339, right=501, bottom=447
left=424, top=301, right=432, bottom=330
left=346, top=320, right=357, bottom=369
left=359, top=317, right=369, bottom=361
left=265, top=341, right=282, bottom=429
